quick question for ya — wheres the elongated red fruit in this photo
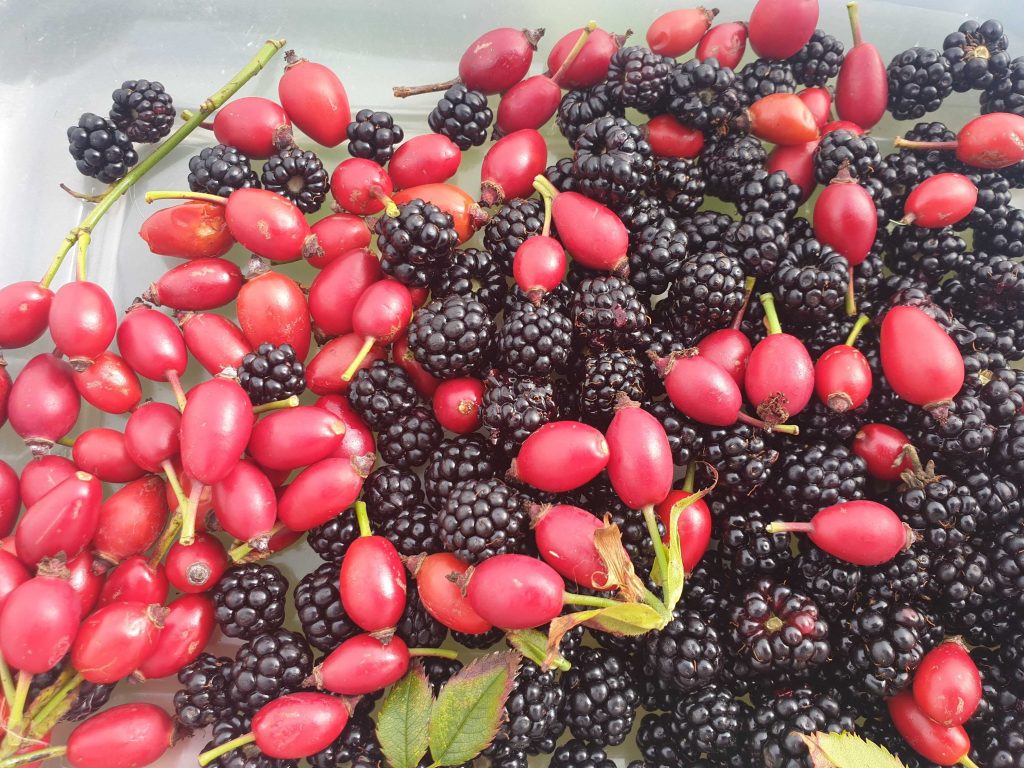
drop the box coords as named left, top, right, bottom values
left=660, top=351, right=743, bottom=427
left=466, top=554, right=564, bottom=630
left=798, top=87, right=833, bottom=129
left=134, top=593, right=215, bottom=679
left=768, top=500, right=912, bottom=566
left=656, top=491, right=712, bottom=573
left=165, top=533, right=228, bottom=594
left=116, top=304, right=187, bottom=382
left=339, top=534, right=406, bottom=633
left=66, top=551, right=104, bottom=617
left=212, top=460, right=278, bottom=543
left=410, top=552, right=492, bottom=634
left=901, top=173, right=978, bottom=228
left=746, top=297, right=815, bottom=424
left=316, top=395, right=375, bottom=465
left=315, top=633, right=410, bottom=695
left=93, top=476, right=168, bottom=563
left=16, top=471, right=102, bottom=566
left=813, top=172, right=877, bottom=266
left=330, top=158, right=394, bottom=216
left=72, top=428, right=145, bottom=483
left=307, top=334, right=385, bottom=394
left=237, top=269, right=311, bottom=361
left=458, top=27, right=540, bottom=93
left=74, top=351, right=142, bottom=414
left=835, top=3, right=888, bottom=129
left=748, top=0, right=818, bottom=58
left=278, top=457, right=365, bottom=530
left=225, top=188, right=315, bottom=263
left=308, top=247, right=382, bottom=337
left=510, top=421, right=610, bottom=492
left=605, top=400, right=673, bottom=510
left=139, top=201, right=234, bottom=259
left=49, top=281, right=117, bottom=368
left=20, top=454, right=76, bottom=508
left=0, top=567, right=82, bottom=673
left=644, top=114, right=706, bottom=158
left=513, top=236, right=566, bottom=301
left=853, top=424, right=913, bottom=482
left=278, top=52, right=350, bottom=146
left=387, top=134, right=461, bottom=190
left=392, top=334, right=440, bottom=398
left=124, top=402, right=180, bottom=472
left=392, top=184, right=488, bottom=244
left=66, top=703, right=174, bottom=768
left=814, top=344, right=872, bottom=413
left=0, top=281, right=53, bottom=348
left=532, top=504, right=611, bottom=590
left=179, top=312, right=252, bottom=375
left=546, top=27, right=621, bottom=89
left=144, top=258, right=243, bottom=310
left=695, top=21, right=748, bottom=68
left=98, top=556, right=168, bottom=607
left=887, top=690, right=974, bottom=767
left=9, top=353, right=80, bottom=453
left=0, top=460, right=18, bottom=538
left=696, top=329, right=752, bottom=388
left=0, top=549, right=28, bottom=614
left=647, top=7, right=717, bottom=57
left=213, top=96, right=291, bottom=159
left=913, top=641, right=981, bottom=727
left=308, top=213, right=372, bottom=269
left=547, top=189, right=628, bottom=273
left=767, top=140, right=818, bottom=201
left=180, top=377, right=255, bottom=485
left=249, top=407, right=346, bottom=470
left=252, top=692, right=351, bottom=759
left=880, top=306, right=964, bottom=416
left=952, top=112, right=1024, bottom=168
left=72, top=601, right=165, bottom=683
left=745, top=93, right=819, bottom=145
left=494, top=75, right=561, bottom=136
left=480, top=129, right=548, bottom=206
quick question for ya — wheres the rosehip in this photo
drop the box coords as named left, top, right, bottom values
left=165, top=533, right=229, bottom=594
left=98, top=556, right=168, bottom=607
left=93, top=476, right=169, bottom=564
left=746, top=295, right=814, bottom=424
left=543, top=186, right=628, bottom=273
left=747, top=0, right=818, bottom=58
left=315, top=395, right=375, bottom=465
left=510, top=421, right=610, bottom=493
left=224, top=188, right=316, bottom=263
left=387, top=134, right=461, bottom=190
left=767, top=140, right=818, bottom=201
left=9, top=353, right=80, bottom=454
left=278, top=52, right=350, bottom=146
left=116, top=304, right=187, bottom=382
left=139, top=201, right=234, bottom=259
left=278, top=457, right=365, bottom=531
left=432, top=377, right=484, bottom=434
left=913, top=640, right=982, bottom=727
left=887, top=690, right=975, bottom=767
left=66, top=551, right=104, bottom=617
left=249, top=407, right=346, bottom=470
left=656, top=490, right=712, bottom=572
left=744, top=93, right=819, bottom=145
left=798, top=87, right=833, bottom=129
left=901, top=173, right=978, bottom=228
left=513, top=236, right=566, bottom=301
left=49, top=281, right=117, bottom=368
left=0, top=281, right=53, bottom=348
left=308, top=247, right=382, bottom=337
left=211, top=460, right=278, bottom=543
left=250, top=692, right=351, bottom=759
left=0, top=549, right=28, bottom=614
left=213, top=96, right=291, bottom=159
left=466, top=554, right=564, bottom=630
left=696, top=329, right=752, bottom=388
left=330, top=158, right=394, bottom=215
left=179, top=312, right=252, bottom=375
left=180, top=377, right=255, bottom=486
left=124, top=402, right=181, bottom=473
left=72, top=601, right=165, bottom=683
left=880, top=306, right=964, bottom=418
left=643, top=114, right=706, bottom=158
left=393, top=183, right=488, bottom=243
left=853, top=424, right=913, bottom=482
left=16, top=471, right=102, bottom=566
left=533, top=504, right=612, bottom=590
left=143, top=258, right=243, bottom=310
left=65, top=703, right=174, bottom=768
left=480, top=129, right=548, bottom=206
left=0, top=459, right=19, bottom=538
left=72, top=428, right=145, bottom=483
left=546, top=27, right=622, bottom=89
left=767, top=500, right=912, bottom=566
left=813, top=170, right=877, bottom=266
left=307, top=213, right=372, bottom=269
left=409, top=552, right=492, bottom=635
left=73, top=351, right=142, bottom=414
left=835, top=2, right=888, bottom=129
left=237, top=269, right=312, bottom=361
left=0, top=567, right=82, bottom=673
left=134, top=593, right=215, bottom=679
left=340, top=503, right=406, bottom=632
left=647, top=7, right=717, bottom=57
left=342, top=279, right=413, bottom=380
left=494, top=75, right=561, bottom=136
left=606, top=399, right=673, bottom=511
left=314, top=633, right=410, bottom=695
left=307, top=333, right=385, bottom=395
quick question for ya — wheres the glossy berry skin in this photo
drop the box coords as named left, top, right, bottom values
left=339, top=535, right=406, bottom=632
left=798, top=87, right=833, bottom=129
left=180, top=377, right=255, bottom=486
left=66, top=551, right=104, bottom=617
left=746, top=332, right=815, bottom=422
left=307, top=334, right=385, bottom=395
left=124, top=402, right=180, bottom=473
left=392, top=334, right=440, bottom=397
left=49, top=281, right=116, bottom=367
left=458, top=27, right=539, bottom=94
left=746, top=93, right=819, bottom=145
left=9, top=354, right=80, bottom=453
left=393, top=183, right=486, bottom=244
left=606, top=402, right=673, bottom=510
left=466, top=554, right=564, bottom=630
left=784, top=500, right=911, bottom=566
left=93, top=476, right=168, bottom=563
left=853, top=424, right=912, bottom=482
left=308, top=213, right=372, bottom=268
left=225, top=188, right=315, bottom=263
left=65, top=703, right=174, bottom=768
left=330, top=158, right=393, bottom=215
left=237, top=270, right=311, bottom=361
left=952, top=112, right=1024, bottom=169
left=0, top=362, right=11, bottom=428
left=494, top=75, right=561, bottom=136
left=913, top=641, right=981, bottom=727
left=480, top=129, right=548, bottom=205
left=116, top=305, right=187, bottom=382
left=387, top=134, right=461, bottom=190
left=880, top=306, right=964, bottom=410
left=0, top=550, right=28, bottom=615
left=767, top=140, right=818, bottom=201
left=0, top=460, right=19, bottom=538
left=511, top=421, right=610, bottom=493
left=813, top=177, right=877, bottom=266
left=249, top=407, right=345, bottom=470
left=887, top=690, right=973, bottom=766
left=432, top=377, right=484, bottom=434
left=72, top=428, right=145, bottom=483
left=253, top=692, right=351, bottom=759
left=748, top=0, right=817, bottom=58
left=0, top=281, right=52, bottom=348
left=317, top=633, right=410, bottom=695
left=72, top=601, right=164, bottom=683
left=211, top=460, right=277, bottom=543
left=815, top=345, right=872, bottom=412
left=644, top=114, right=706, bottom=158
left=98, top=557, right=168, bottom=607
left=73, top=352, right=142, bottom=414
left=308, top=247, right=382, bottom=337
left=513, top=236, right=566, bottom=299
left=316, top=394, right=375, bottom=458
left=0, top=573, right=82, bottom=673
left=546, top=27, right=619, bottom=89
left=138, top=201, right=234, bottom=260
left=165, top=533, right=228, bottom=594
left=696, top=329, right=752, bottom=388
left=661, top=352, right=744, bottom=427
left=534, top=504, right=611, bottom=591
left=696, top=21, right=748, bottom=69
left=278, top=457, right=365, bottom=531
left=134, top=593, right=215, bottom=679
left=279, top=56, right=350, bottom=146
left=655, top=490, right=712, bottom=573
left=179, top=312, right=252, bottom=375
left=352, top=279, right=413, bottom=345
left=647, top=7, right=715, bottom=57
left=213, top=96, right=291, bottom=158
left=16, top=471, right=102, bottom=566
left=145, top=258, right=243, bottom=310
left=836, top=34, right=888, bottom=129
left=412, top=552, right=492, bottom=634
left=902, top=173, right=978, bottom=228
left=550, top=192, right=628, bottom=273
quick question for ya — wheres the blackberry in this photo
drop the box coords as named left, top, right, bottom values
left=579, top=350, right=646, bottom=420
left=675, top=683, right=745, bottom=757
left=702, top=423, right=779, bottom=494
left=483, top=198, right=544, bottom=275
left=395, top=584, right=447, bottom=648
left=420, top=657, right=463, bottom=694
left=794, top=399, right=870, bottom=444
left=718, top=504, right=794, bottom=581
left=67, top=112, right=138, bottom=183
left=976, top=206, right=1024, bottom=259
left=786, top=29, right=845, bottom=87
left=791, top=545, right=862, bottom=621
left=723, top=211, right=789, bottom=280
left=614, top=196, right=670, bottom=237
left=308, top=714, right=383, bottom=768
left=739, top=58, right=797, bottom=101
left=943, top=19, right=1011, bottom=92
left=407, top=294, right=494, bottom=380
left=187, top=144, right=260, bottom=197
left=887, top=48, right=953, bottom=120
left=556, top=83, right=624, bottom=147
left=238, top=343, right=305, bottom=406
left=772, top=236, right=849, bottom=326
left=452, top=626, right=505, bottom=650
left=701, top=135, right=767, bottom=201
left=665, top=251, right=746, bottom=331
left=64, top=681, right=116, bottom=723
left=382, top=504, right=442, bottom=557
left=378, top=406, right=443, bottom=470
left=747, top=688, right=856, bottom=768
left=203, top=715, right=297, bottom=768
left=995, top=414, right=1024, bottom=480
left=642, top=399, right=704, bottom=467
left=925, top=542, right=996, bottom=621
left=649, top=157, right=705, bottom=218
left=836, top=599, right=930, bottom=700
left=813, top=129, right=881, bottom=184
left=636, top=713, right=688, bottom=767
left=484, top=744, right=530, bottom=768
left=347, top=361, right=420, bottom=431
left=628, top=217, right=689, bottom=297
left=424, top=433, right=505, bottom=510
left=915, top=395, right=996, bottom=468
left=428, top=83, right=492, bottom=149
left=982, top=55, right=1024, bottom=115
left=109, top=79, right=175, bottom=143
left=212, top=564, right=288, bottom=640
left=497, top=301, right=573, bottom=378
left=960, top=249, right=1024, bottom=321
left=294, top=562, right=357, bottom=653
left=974, top=713, right=1024, bottom=768
left=375, top=198, right=458, bottom=287
left=734, top=169, right=802, bottom=222
left=678, top=209, right=735, bottom=254
left=890, top=461, right=980, bottom=552
left=545, top=156, right=578, bottom=193
left=432, top=247, right=506, bottom=315
left=305, top=511, right=360, bottom=564
left=965, top=467, right=1021, bottom=531
left=637, top=325, right=693, bottom=392
left=436, top=478, right=529, bottom=564
left=481, top=372, right=559, bottom=455
left=549, top=740, right=616, bottom=768
left=488, top=660, right=564, bottom=754
left=606, top=46, right=674, bottom=113
left=771, top=441, right=867, bottom=519
left=226, top=628, right=312, bottom=716
left=570, top=276, right=649, bottom=350
left=173, top=653, right=232, bottom=729
left=560, top=647, right=639, bottom=747
left=885, top=225, right=965, bottom=284
left=346, top=108, right=403, bottom=164
left=667, top=57, right=747, bottom=134
left=572, top=116, right=652, bottom=206
left=260, top=147, right=328, bottom=213
left=642, top=606, right=723, bottom=693
left=364, top=465, right=425, bottom=524
left=974, top=646, right=1023, bottom=722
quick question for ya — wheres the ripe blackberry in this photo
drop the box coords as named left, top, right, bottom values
left=885, top=225, right=965, bottom=284
left=226, top=628, right=312, bottom=716
left=814, top=129, right=881, bottom=184
left=665, top=251, right=746, bottom=332
left=67, top=112, right=138, bottom=183
left=407, top=294, right=494, bottom=380
left=497, top=301, right=573, bottom=378
left=260, top=147, right=328, bottom=213
left=976, top=206, right=1024, bottom=259
left=982, top=54, right=1024, bottom=115
left=294, top=562, right=357, bottom=653
left=212, top=564, right=288, bottom=640
left=347, top=361, right=420, bottom=431
left=451, top=626, right=505, bottom=650
left=203, top=715, right=296, bottom=768
left=364, top=465, right=425, bottom=524
left=572, top=116, right=652, bottom=206
left=675, top=683, right=745, bottom=757
left=606, top=46, right=674, bottom=113
left=739, top=58, right=797, bottom=101
left=545, top=156, right=578, bottom=193
left=636, top=713, right=688, bottom=767
left=890, top=462, right=980, bottom=552
left=974, top=646, right=1022, bottom=722
left=747, top=688, right=856, bottom=768
left=701, top=135, right=767, bottom=201
left=628, top=217, right=689, bottom=297
left=718, top=504, right=793, bottom=581
left=791, top=545, right=862, bottom=621
left=238, top=343, right=306, bottom=406
left=926, top=541, right=996, bottom=622
left=436, top=477, right=529, bottom=564
left=723, top=211, right=789, bottom=280
left=570, top=276, right=649, bottom=350
left=173, top=653, right=232, bottom=729
left=305, top=510, right=360, bottom=564
left=614, top=196, right=670, bottom=237
left=424, top=434, right=505, bottom=509
left=642, top=399, right=704, bottom=466
left=483, top=198, right=545, bottom=275
left=396, top=584, right=447, bottom=648
left=375, top=198, right=458, bottom=287
left=960, top=249, right=1024, bottom=322
left=560, top=647, right=640, bottom=747
left=786, top=29, right=845, bottom=87
left=308, top=714, right=383, bottom=768
left=346, top=109, right=403, bottom=164
left=915, top=395, right=996, bottom=468
left=974, top=713, right=1024, bottom=768
left=702, top=422, right=780, bottom=494
left=579, top=350, right=646, bottom=420
left=650, top=157, right=705, bottom=217
left=667, top=57, right=747, bottom=134
left=549, top=740, right=616, bottom=768
left=419, top=657, right=463, bottom=695
left=109, top=79, right=175, bottom=143
left=836, top=599, right=930, bottom=700
left=860, top=547, right=931, bottom=604
left=734, top=169, right=802, bottom=223
left=771, top=441, right=867, bottom=519
left=481, top=372, right=558, bottom=456
left=432, top=248, right=507, bottom=315
left=995, top=414, right=1024, bottom=479
left=643, top=606, right=723, bottom=693
left=63, top=681, right=116, bottom=723
left=795, top=400, right=869, bottom=445
left=556, top=83, right=624, bottom=147
left=428, top=83, right=492, bottom=149
left=484, top=744, right=529, bottom=768
left=886, top=48, right=953, bottom=120
left=187, top=144, right=260, bottom=197
left=943, top=18, right=1011, bottom=92
left=382, top=504, right=441, bottom=558
left=488, top=660, right=565, bottom=754
left=772, top=236, right=849, bottom=326
left=965, top=467, right=1021, bottom=531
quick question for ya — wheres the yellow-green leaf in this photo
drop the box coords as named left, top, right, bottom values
left=506, top=628, right=570, bottom=671
left=583, top=602, right=666, bottom=636
left=376, top=666, right=432, bottom=768
left=662, top=463, right=718, bottom=611
left=799, top=731, right=908, bottom=768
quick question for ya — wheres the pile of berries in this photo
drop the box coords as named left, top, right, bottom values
left=3, top=3, right=1024, bottom=768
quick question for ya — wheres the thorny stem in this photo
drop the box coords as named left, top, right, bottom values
left=0, top=746, right=66, bottom=768
left=252, top=395, right=299, bottom=414
left=732, top=277, right=757, bottom=330
left=166, top=369, right=187, bottom=411
left=198, top=732, right=256, bottom=767
left=37, top=39, right=286, bottom=289
left=562, top=592, right=621, bottom=609
left=847, top=2, right=864, bottom=47
left=845, top=315, right=871, bottom=346
left=642, top=505, right=669, bottom=579
left=355, top=501, right=373, bottom=538
left=550, top=21, right=597, bottom=87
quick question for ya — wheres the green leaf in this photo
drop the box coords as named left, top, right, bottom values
left=428, top=650, right=521, bottom=766
left=583, top=602, right=666, bottom=636
left=506, top=629, right=570, bottom=671
left=376, top=666, right=432, bottom=768
left=799, top=731, right=908, bottom=768
left=662, top=463, right=718, bottom=612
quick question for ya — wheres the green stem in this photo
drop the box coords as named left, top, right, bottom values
left=180, top=481, right=205, bottom=547
left=354, top=501, right=372, bottom=538
left=145, top=190, right=226, bottom=205
left=683, top=462, right=696, bottom=493
left=55, top=435, right=75, bottom=448
left=407, top=648, right=460, bottom=660
left=759, top=293, right=782, bottom=335
left=642, top=505, right=669, bottom=580
left=23, top=667, right=74, bottom=722
left=149, top=509, right=184, bottom=568
left=252, top=395, right=299, bottom=414
left=75, top=231, right=90, bottom=282
left=845, top=265, right=857, bottom=317
left=229, top=522, right=285, bottom=562
left=845, top=315, right=871, bottom=347
left=37, top=39, right=285, bottom=289
left=5, top=672, right=31, bottom=733
left=550, top=20, right=597, bottom=86
left=166, top=370, right=187, bottom=411
left=536, top=182, right=553, bottom=238
left=0, top=746, right=66, bottom=768
left=532, top=174, right=558, bottom=201
left=959, top=756, right=980, bottom=768
left=198, top=732, right=256, bottom=767
left=893, top=136, right=957, bottom=152
left=162, top=460, right=189, bottom=516
left=26, top=673, right=83, bottom=735
left=562, top=592, right=621, bottom=610
left=642, top=588, right=667, bottom=615
left=341, top=337, right=376, bottom=382
left=847, top=1, right=863, bottom=47
left=0, top=657, right=15, bottom=708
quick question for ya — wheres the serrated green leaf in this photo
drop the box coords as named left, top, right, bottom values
left=376, top=666, right=432, bottom=768
left=662, top=463, right=718, bottom=612
left=428, top=651, right=521, bottom=766
left=506, top=629, right=570, bottom=671
left=583, top=602, right=666, bottom=636
left=799, top=731, right=908, bottom=768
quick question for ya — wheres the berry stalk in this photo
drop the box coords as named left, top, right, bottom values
left=4, top=671, right=32, bottom=736
left=25, top=672, right=84, bottom=739
left=845, top=264, right=857, bottom=316
left=759, top=293, right=783, bottom=335
left=252, top=395, right=300, bottom=414
left=198, top=732, right=256, bottom=767
left=165, top=370, right=187, bottom=411
left=407, top=647, right=460, bottom=660
left=550, top=21, right=598, bottom=86
left=161, top=460, right=189, bottom=518
left=845, top=314, right=871, bottom=346
left=179, top=481, right=206, bottom=547
left=562, top=592, right=622, bottom=610
left=229, top=522, right=286, bottom=562
left=0, top=746, right=66, bottom=768
left=0, top=657, right=14, bottom=712
left=354, top=500, right=373, bottom=538
left=148, top=509, right=184, bottom=568
left=847, top=2, right=863, bottom=47
left=642, top=504, right=669, bottom=578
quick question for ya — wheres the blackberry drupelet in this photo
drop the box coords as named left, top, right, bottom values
left=396, top=585, right=447, bottom=648
left=260, top=147, right=328, bottom=213
left=424, top=434, right=505, bottom=510
left=642, top=606, right=723, bottom=693
left=436, top=477, right=529, bottom=564
left=675, top=683, right=745, bottom=757
left=294, top=562, right=357, bottom=653
left=665, top=251, right=746, bottom=331
left=238, top=343, right=305, bottom=406
left=570, top=276, right=650, bottom=350
left=701, top=135, right=767, bottom=201
left=650, top=157, right=705, bottom=217
left=488, top=660, right=565, bottom=754
left=308, top=713, right=383, bottom=768
left=642, top=399, right=704, bottom=466
left=995, top=414, right=1024, bottom=479
left=666, top=57, right=747, bottom=134
left=545, top=156, right=578, bottom=193
left=628, top=217, right=689, bottom=297
left=484, top=744, right=530, bottom=768
left=636, top=713, right=687, bottom=767
left=420, top=657, right=463, bottom=694
left=346, top=109, right=403, bottom=164
left=791, top=545, right=862, bottom=621
left=173, top=653, right=232, bottom=729
left=982, top=55, right=1024, bottom=115
left=67, top=112, right=138, bottom=183
left=836, top=599, right=930, bottom=700
left=428, top=84, right=492, bottom=149
left=556, top=83, right=624, bottom=147
left=375, top=198, right=458, bottom=287
left=347, top=361, right=420, bottom=431
left=786, top=29, right=845, bottom=87
left=606, top=46, right=674, bottom=113
left=226, top=628, right=312, bottom=716
left=452, top=626, right=505, bottom=650
left=718, top=504, right=793, bottom=580
left=549, top=740, right=616, bottom=768
left=497, top=301, right=574, bottom=378
left=579, top=350, right=646, bottom=419
left=890, top=460, right=980, bottom=552
left=862, top=549, right=932, bottom=604
left=431, top=247, right=507, bottom=315
left=703, top=423, right=779, bottom=494
left=572, top=116, right=652, bottom=206
left=306, top=510, right=360, bottom=564
left=943, top=18, right=1011, bottom=92
left=481, top=372, right=559, bottom=456
left=483, top=198, right=545, bottom=275
left=771, top=236, right=849, bottom=326
left=407, top=294, right=494, bottom=380
left=560, top=647, right=640, bottom=747
left=109, top=79, right=175, bottom=143
left=885, top=225, right=965, bottom=284
left=614, top=196, right=671, bottom=237
left=771, top=441, right=867, bottom=519
left=364, top=465, right=425, bottom=525
left=886, top=48, right=953, bottom=120
left=739, top=58, right=797, bottom=101
left=974, top=646, right=1022, bottom=722
left=734, top=169, right=802, bottom=222
left=915, top=394, right=996, bottom=468
left=747, top=688, right=857, bottom=768
left=383, top=504, right=442, bottom=557
left=187, top=144, right=261, bottom=197
left=202, top=715, right=297, bottom=768
left=723, top=211, right=789, bottom=280
left=813, top=129, right=881, bottom=183
left=379, top=406, right=443, bottom=471
left=212, top=563, right=288, bottom=640
left=679, top=210, right=735, bottom=255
